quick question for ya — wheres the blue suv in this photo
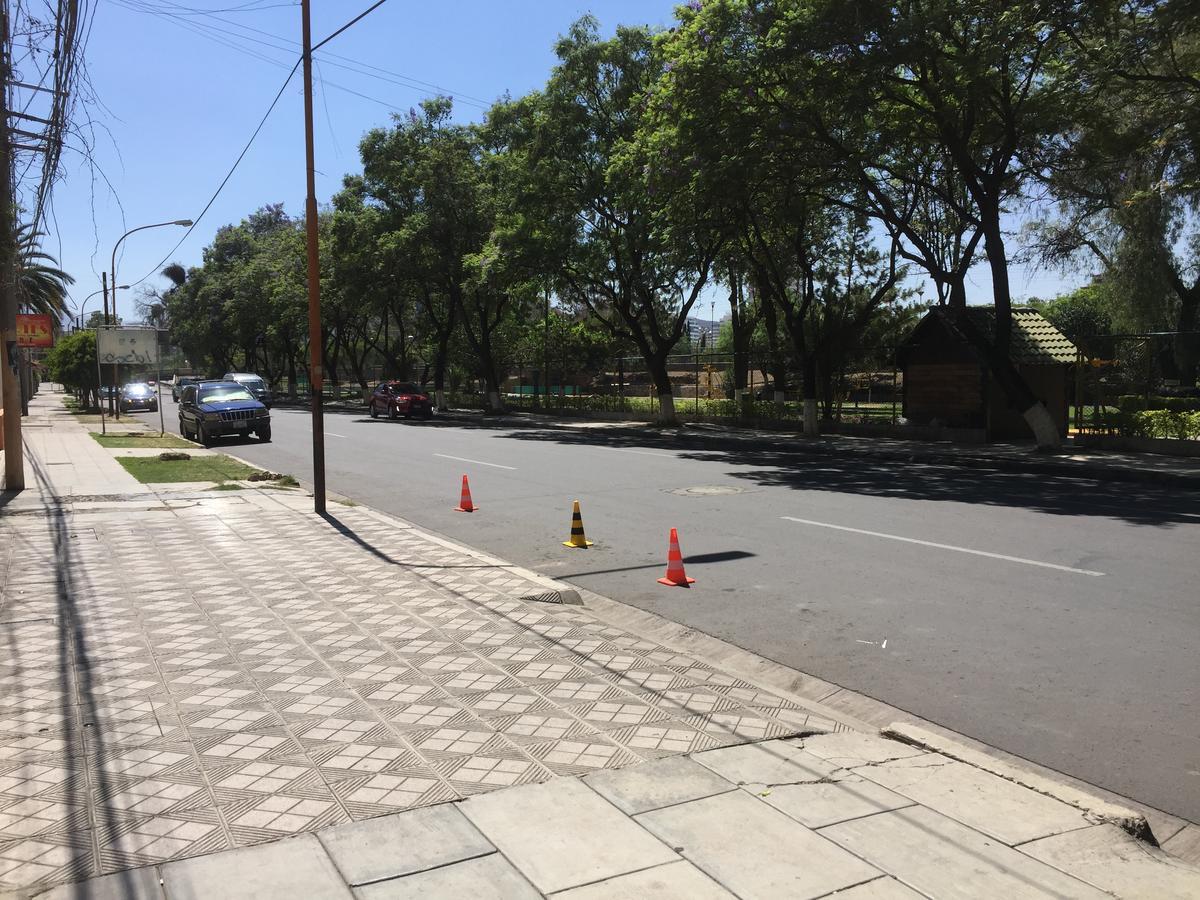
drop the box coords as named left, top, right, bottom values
left=179, top=380, right=271, bottom=445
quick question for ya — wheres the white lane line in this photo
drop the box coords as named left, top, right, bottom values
left=780, top=516, right=1105, bottom=577
left=326, top=432, right=347, bottom=438
left=604, top=447, right=675, bottom=458
left=433, top=453, right=516, bottom=471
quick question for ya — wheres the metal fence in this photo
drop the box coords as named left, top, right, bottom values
left=1072, top=332, right=1200, bottom=437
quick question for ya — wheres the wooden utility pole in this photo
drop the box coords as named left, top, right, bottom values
left=0, top=5, right=24, bottom=490
left=301, top=0, right=326, bottom=513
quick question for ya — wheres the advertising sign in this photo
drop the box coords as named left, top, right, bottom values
left=97, top=327, right=159, bottom=365
left=16, top=314, right=53, bottom=348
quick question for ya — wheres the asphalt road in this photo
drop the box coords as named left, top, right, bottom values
left=136, top=396, right=1200, bottom=822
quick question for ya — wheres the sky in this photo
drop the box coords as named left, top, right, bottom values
left=45, top=0, right=1089, bottom=325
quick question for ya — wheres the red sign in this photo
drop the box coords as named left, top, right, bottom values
left=16, top=314, right=54, bottom=348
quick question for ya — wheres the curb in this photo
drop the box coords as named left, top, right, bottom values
left=437, top=411, right=1200, bottom=488
left=883, top=723, right=1153, bottom=843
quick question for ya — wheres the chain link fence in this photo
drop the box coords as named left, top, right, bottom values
left=1073, top=332, right=1200, bottom=440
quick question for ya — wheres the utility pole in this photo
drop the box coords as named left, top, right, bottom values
left=101, top=271, right=110, bottom=416
left=0, top=6, right=24, bottom=490
left=302, top=0, right=326, bottom=514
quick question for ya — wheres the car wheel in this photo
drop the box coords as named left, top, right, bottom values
left=198, top=423, right=211, bottom=447
left=258, top=426, right=272, bottom=443
left=369, top=402, right=378, bottom=419
left=388, top=404, right=398, bottom=420
left=179, top=420, right=187, bottom=438
left=421, top=409, right=433, bottom=420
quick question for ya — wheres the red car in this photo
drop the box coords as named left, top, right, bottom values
left=368, top=381, right=434, bottom=420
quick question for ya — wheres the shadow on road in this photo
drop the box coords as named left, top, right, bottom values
left=491, top=427, right=1198, bottom=527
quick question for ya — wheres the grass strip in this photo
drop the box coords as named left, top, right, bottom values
left=117, top=454, right=260, bottom=484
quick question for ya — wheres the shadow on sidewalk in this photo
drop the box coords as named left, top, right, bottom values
left=27, top=452, right=141, bottom=895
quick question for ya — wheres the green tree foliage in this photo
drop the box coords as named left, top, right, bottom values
left=16, top=223, right=74, bottom=321
left=152, top=4, right=1195, bottom=437
left=44, top=330, right=99, bottom=406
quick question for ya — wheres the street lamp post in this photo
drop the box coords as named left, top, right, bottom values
left=109, top=219, right=191, bottom=417
left=77, top=284, right=128, bottom=331
left=78, top=284, right=128, bottom=436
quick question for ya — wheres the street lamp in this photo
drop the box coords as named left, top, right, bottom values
left=77, top=285, right=128, bottom=331
left=107, top=219, right=192, bottom=415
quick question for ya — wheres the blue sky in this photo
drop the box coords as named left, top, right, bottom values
left=51, top=0, right=1086, bottom=323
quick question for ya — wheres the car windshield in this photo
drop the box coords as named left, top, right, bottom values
left=124, top=384, right=152, bottom=396
left=392, top=383, right=422, bottom=394
left=199, top=386, right=254, bottom=404
left=238, top=377, right=265, bottom=390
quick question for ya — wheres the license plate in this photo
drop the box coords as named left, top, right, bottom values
left=232, top=421, right=249, bottom=430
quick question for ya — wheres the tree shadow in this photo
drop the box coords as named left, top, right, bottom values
left=491, top=427, right=1198, bottom=527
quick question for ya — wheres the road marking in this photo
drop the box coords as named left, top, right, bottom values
left=780, top=516, right=1105, bottom=577
left=326, top=432, right=347, bottom=438
left=433, top=453, right=516, bottom=471
left=604, top=447, right=674, bottom=458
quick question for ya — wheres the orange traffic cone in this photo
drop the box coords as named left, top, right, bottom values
left=657, top=527, right=695, bottom=586
left=454, top=475, right=477, bottom=512
left=563, top=500, right=593, bottom=548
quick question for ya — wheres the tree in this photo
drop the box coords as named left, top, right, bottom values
left=15, top=223, right=74, bottom=321
left=515, top=18, right=720, bottom=425
left=361, top=100, right=494, bottom=409
left=1035, top=0, right=1200, bottom=382
left=44, top=330, right=99, bottom=407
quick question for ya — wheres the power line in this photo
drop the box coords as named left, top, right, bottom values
left=116, top=0, right=492, bottom=108
left=126, top=0, right=411, bottom=288
left=312, top=0, right=388, bottom=52
left=128, top=58, right=301, bottom=288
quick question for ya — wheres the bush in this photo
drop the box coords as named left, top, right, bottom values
left=1100, top=408, right=1200, bottom=440
left=1116, top=395, right=1200, bottom=414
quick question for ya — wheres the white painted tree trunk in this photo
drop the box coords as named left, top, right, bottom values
left=658, top=392, right=677, bottom=425
left=803, top=398, right=819, bottom=436
left=487, top=390, right=503, bottom=413
left=435, top=388, right=446, bottom=411
left=774, top=390, right=785, bottom=416
left=1023, top=401, right=1061, bottom=450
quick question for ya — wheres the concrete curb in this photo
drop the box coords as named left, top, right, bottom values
left=432, top=409, right=1200, bottom=488
left=883, top=723, right=1153, bottom=844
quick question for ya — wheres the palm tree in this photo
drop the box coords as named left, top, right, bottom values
left=15, top=223, right=74, bottom=319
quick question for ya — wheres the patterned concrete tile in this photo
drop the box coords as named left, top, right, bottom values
left=0, top=834, right=92, bottom=892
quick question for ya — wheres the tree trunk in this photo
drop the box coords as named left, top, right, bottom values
left=647, top=354, right=677, bottom=425
left=760, top=293, right=787, bottom=416
left=801, top=352, right=819, bottom=437
left=286, top=347, right=297, bottom=398
left=433, top=336, right=450, bottom=411
left=1174, top=281, right=1199, bottom=388
left=980, top=216, right=1060, bottom=449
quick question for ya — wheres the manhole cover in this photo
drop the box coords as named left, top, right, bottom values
left=668, top=485, right=747, bottom=496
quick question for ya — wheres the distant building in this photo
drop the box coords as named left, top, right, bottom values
left=899, top=307, right=1077, bottom=440
left=685, top=314, right=729, bottom=347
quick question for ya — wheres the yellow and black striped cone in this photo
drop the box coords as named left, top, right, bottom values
left=563, top=500, right=593, bottom=548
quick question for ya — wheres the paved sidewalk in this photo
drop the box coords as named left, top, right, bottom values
left=3, top=392, right=1199, bottom=898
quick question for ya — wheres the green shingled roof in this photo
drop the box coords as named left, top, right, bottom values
left=955, top=307, right=1078, bottom=365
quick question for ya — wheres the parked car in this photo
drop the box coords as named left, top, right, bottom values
left=368, top=382, right=434, bottom=420
left=119, top=382, right=158, bottom=413
left=172, top=376, right=198, bottom=402
left=223, top=372, right=272, bottom=407
left=178, top=380, right=271, bottom=445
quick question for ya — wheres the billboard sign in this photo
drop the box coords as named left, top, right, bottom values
left=97, top=327, right=159, bottom=365
left=16, top=314, right=54, bottom=348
